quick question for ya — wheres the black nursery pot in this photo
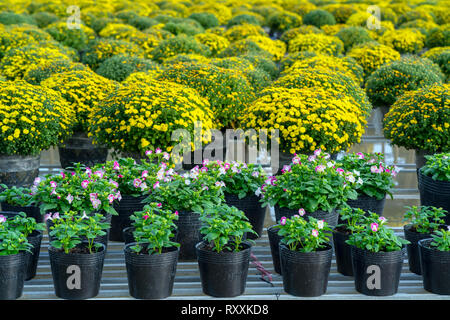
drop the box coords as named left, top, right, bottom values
left=25, top=230, right=43, bottom=281
left=279, top=243, right=333, bottom=297
left=351, top=245, right=405, bottom=296
left=124, top=243, right=179, bottom=299
left=333, top=227, right=353, bottom=276
left=419, top=238, right=450, bottom=295
left=175, top=211, right=203, bottom=260
left=123, top=227, right=179, bottom=245
left=346, top=193, right=386, bottom=217
left=267, top=225, right=283, bottom=274
left=0, top=252, right=27, bottom=300
left=110, top=194, right=147, bottom=242
left=58, top=132, right=108, bottom=169
left=196, top=241, right=252, bottom=298
left=403, top=224, right=442, bottom=275
left=225, top=193, right=266, bottom=239
left=0, top=203, right=42, bottom=223
left=48, top=243, right=106, bottom=300
left=418, top=171, right=450, bottom=224
left=0, top=154, right=40, bottom=188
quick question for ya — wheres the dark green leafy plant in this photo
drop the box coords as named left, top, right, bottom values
left=336, top=26, right=373, bottom=51
left=336, top=206, right=369, bottom=235
left=0, top=184, right=37, bottom=207
left=96, top=54, right=160, bottom=82
left=420, top=153, right=450, bottom=182
left=6, top=212, right=45, bottom=237
left=403, top=205, right=447, bottom=234
left=129, top=202, right=179, bottom=255
left=199, top=204, right=256, bottom=253
left=188, top=12, right=219, bottom=29
left=303, top=9, right=336, bottom=28
left=430, top=228, right=450, bottom=251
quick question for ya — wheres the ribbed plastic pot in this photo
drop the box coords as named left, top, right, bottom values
left=279, top=243, right=333, bottom=297
left=419, top=238, right=450, bottom=295
left=224, top=193, right=266, bottom=239
left=124, top=243, right=179, bottom=299
left=175, top=211, right=203, bottom=260
left=0, top=252, right=27, bottom=300
left=333, top=227, right=353, bottom=276
left=267, top=225, right=282, bottom=274
left=123, top=227, right=179, bottom=245
left=110, top=194, right=147, bottom=242
left=58, top=132, right=108, bottom=169
left=46, top=213, right=111, bottom=249
left=0, top=203, right=42, bottom=223
left=196, top=241, right=252, bottom=298
left=403, top=224, right=438, bottom=275
left=48, top=243, right=106, bottom=300
left=418, top=171, right=450, bottom=224
left=351, top=245, right=405, bottom=296
left=346, top=193, right=386, bottom=217
left=415, top=149, right=434, bottom=170
left=25, top=230, right=43, bottom=281
left=0, top=154, right=40, bottom=188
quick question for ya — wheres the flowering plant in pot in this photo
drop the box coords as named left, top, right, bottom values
left=261, top=150, right=360, bottom=229
left=277, top=214, right=333, bottom=297
left=205, top=160, right=267, bottom=238
left=418, top=153, right=450, bottom=223
left=0, top=214, right=33, bottom=299
left=0, top=80, right=74, bottom=187
left=93, top=149, right=175, bottom=241
left=47, top=210, right=109, bottom=300
left=124, top=202, right=180, bottom=299
left=346, top=216, right=410, bottom=296
left=6, top=212, right=45, bottom=280
left=144, top=165, right=224, bottom=260
left=196, top=203, right=256, bottom=297
left=333, top=206, right=370, bottom=276
left=0, top=184, right=41, bottom=222
left=419, top=227, right=450, bottom=295
left=337, top=152, right=398, bottom=216
left=403, top=205, right=447, bottom=275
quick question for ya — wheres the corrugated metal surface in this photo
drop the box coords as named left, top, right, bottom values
left=20, top=228, right=448, bottom=300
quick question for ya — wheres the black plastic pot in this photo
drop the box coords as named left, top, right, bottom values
left=0, top=154, right=40, bottom=188
left=351, top=245, right=405, bottom=296
left=175, top=211, right=203, bottom=260
left=415, top=149, right=434, bottom=170
left=333, top=227, right=353, bottom=276
left=110, top=194, right=147, bottom=242
left=25, top=230, right=43, bottom=281
left=418, top=170, right=450, bottom=224
left=123, top=227, right=179, bottom=245
left=124, top=243, right=179, bottom=299
left=0, top=203, right=42, bottom=223
left=0, top=252, right=27, bottom=300
left=196, top=241, right=252, bottom=298
left=267, top=225, right=282, bottom=275
left=419, top=238, right=450, bottom=295
left=403, top=224, right=441, bottom=275
left=48, top=242, right=106, bottom=300
left=346, top=193, right=386, bottom=217
left=279, top=243, right=333, bottom=297
left=58, top=132, right=108, bottom=169
left=224, top=193, right=266, bottom=239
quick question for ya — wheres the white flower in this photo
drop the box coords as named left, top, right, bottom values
left=66, top=194, right=74, bottom=204
left=317, top=220, right=324, bottom=229
left=185, top=179, right=191, bottom=185
left=255, top=188, right=261, bottom=197
left=346, top=175, right=356, bottom=183
left=357, top=177, right=363, bottom=185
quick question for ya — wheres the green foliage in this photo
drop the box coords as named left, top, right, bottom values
left=0, top=184, right=37, bottom=207
left=96, top=54, right=160, bottom=82
left=421, top=153, right=450, bottom=181
left=303, top=9, right=336, bottom=28
left=150, top=35, right=211, bottom=63
left=128, top=16, right=159, bottom=30
left=188, top=12, right=219, bottom=29
left=336, top=26, right=373, bottom=51
left=0, top=11, right=36, bottom=26
left=336, top=206, right=369, bottom=234
left=6, top=212, right=45, bottom=238
left=403, top=205, right=447, bottom=234
left=30, top=11, right=59, bottom=28
left=162, top=19, right=204, bottom=36
left=23, top=59, right=86, bottom=85
left=267, top=11, right=303, bottom=34
left=0, top=218, right=33, bottom=255
left=430, top=229, right=450, bottom=251
left=425, top=27, right=450, bottom=48
left=227, top=14, right=261, bottom=28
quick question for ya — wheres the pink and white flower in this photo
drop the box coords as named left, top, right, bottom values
left=155, top=148, right=162, bottom=154
left=298, top=208, right=306, bottom=216
left=0, top=215, right=6, bottom=223
left=44, top=213, right=52, bottom=222
left=317, top=220, right=324, bottom=229
left=33, top=177, right=41, bottom=186
left=66, top=194, right=74, bottom=204
left=314, top=149, right=322, bottom=156
left=52, top=212, right=60, bottom=220
left=252, top=171, right=260, bottom=177
left=81, top=180, right=90, bottom=189
left=153, top=181, right=160, bottom=189
left=315, top=165, right=326, bottom=173
left=107, top=194, right=115, bottom=204
left=91, top=198, right=101, bottom=210
left=312, top=229, right=319, bottom=237
left=202, top=159, right=210, bottom=166
left=356, top=152, right=365, bottom=159
left=157, top=203, right=162, bottom=208
left=145, top=150, right=153, bottom=156
left=280, top=216, right=287, bottom=225
left=370, top=222, right=379, bottom=232
left=379, top=216, right=387, bottom=224
left=50, top=181, right=57, bottom=188
left=113, top=161, right=120, bottom=170
left=163, top=152, right=170, bottom=160
left=133, top=178, right=142, bottom=188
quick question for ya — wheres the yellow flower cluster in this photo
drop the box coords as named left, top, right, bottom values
left=288, top=33, right=344, bottom=56
left=245, top=35, right=286, bottom=61
left=379, top=28, right=425, bottom=53
left=0, top=80, right=74, bottom=155
left=41, top=70, right=117, bottom=133
left=89, top=79, right=215, bottom=154
left=348, top=42, right=401, bottom=77
left=383, top=83, right=449, bottom=152
left=194, top=32, right=230, bottom=56
left=224, top=23, right=266, bottom=42
left=240, top=86, right=367, bottom=154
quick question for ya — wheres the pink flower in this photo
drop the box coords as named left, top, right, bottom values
left=91, top=198, right=101, bottom=210
left=163, top=152, right=170, bottom=160
left=108, top=194, right=115, bottom=204
left=0, top=215, right=6, bottom=223
left=314, top=149, right=322, bottom=156
left=308, top=155, right=316, bottom=162
left=60, top=172, right=66, bottom=179
left=133, top=178, right=142, bottom=188
left=280, top=216, right=287, bottom=225
left=44, top=213, right=52, bottom=222
left=312, top=229, right=319, bottom=237
left=143, top=215, right=149, bottom=220
left=202, top=159, right=210, bottom=166
left=50, top=181, right=57, bottom=188
left=155, top=148, right=162, bottom=154
left=317, top=220, right=324, bottom=229
left=142, top=170, right=148, bottom=178
left=33, top=177, right=41, bottom=186
left=252, top=171, right=260, bottom=177
left=370, top=222, right=379, bottom=232
left=356, top=152, right=364, bottom=159
left=315, top=165, right=326, bottom=173
left=379, top=216, right=387, bottom=224
left=153, top=181, right=160, bottom=189
left=85, top=167, right=92, bottom=176
left=145, top=150, right=153, bottom=156
left=52, top=212, right=60, bottom=220
left=157, top=203, right=162, bottom=208
left=336, top=168, right=345, bottom=175
left=93, top=170, right=104, bottom=179
left=81, top=180, right=89, bottom=189
left=282, top=165, right=291, bottom=173
left=292, top=155, right=301, bottom=165
left=174, top=211, right=179, bottom=216
left=298, top=208, right=306, bottom=216
left=113, top=161, right=120, bottom=170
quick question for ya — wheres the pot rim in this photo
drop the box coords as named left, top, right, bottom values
left=195, top=240, right=252, bottom=254
left=279, top=242, right=333, bottom=254
left=48, top=242, right=106, bottom=256
left=124, top=242, right=180, bottom=255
